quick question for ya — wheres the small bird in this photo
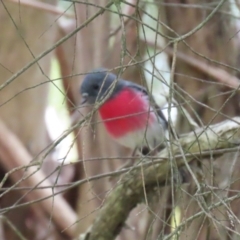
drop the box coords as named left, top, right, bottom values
left=80, top=69, right=170, bottom=155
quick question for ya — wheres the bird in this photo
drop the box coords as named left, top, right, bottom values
left=80, top=68, right=171, bottom=155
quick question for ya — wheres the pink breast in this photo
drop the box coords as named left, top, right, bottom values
left=99, top=88, right=155, bottom=138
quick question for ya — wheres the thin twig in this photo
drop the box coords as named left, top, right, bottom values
left=153, top=43, right=240, bottom=90
left=86, top=117, right=240, bottom=240
left=0, top=119, right=77, bottom=237
left=9, top=0, right=74, bottom=18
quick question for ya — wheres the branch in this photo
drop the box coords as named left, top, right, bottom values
left=9, top=0, right=74, bottom=18
left=0, top=1, right=114, bottom=92
left=83, top=117, right=240, bottom=240
left=0, top=119, right=78, bottom=238
left=147, top=40, right=240, bottom=90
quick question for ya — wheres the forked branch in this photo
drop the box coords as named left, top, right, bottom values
left=80, top=117, right=240, bottom=240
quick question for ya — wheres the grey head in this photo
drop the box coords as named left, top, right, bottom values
left=80, top=68, right=124, bottom=105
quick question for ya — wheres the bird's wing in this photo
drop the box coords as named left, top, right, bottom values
left=151, top=96, right=177, bottom=139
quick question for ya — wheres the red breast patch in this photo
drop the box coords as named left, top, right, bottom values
left=99, top=88, right=155, bottom=138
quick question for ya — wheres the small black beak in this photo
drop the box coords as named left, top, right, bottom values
left=81, top=93, right=89, bottom=105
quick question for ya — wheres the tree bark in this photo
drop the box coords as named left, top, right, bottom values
left=85, top=117, right=240, bottom=240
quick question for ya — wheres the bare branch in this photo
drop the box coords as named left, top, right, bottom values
left=147, top=40, right=240, bottom=90
left=0, top=119, right=78, bottom=238
left=0, top=1, right=114, bottom=92
left=9, top=0, right=74, bottom=18
left=84, top=117, right=240, bottom=240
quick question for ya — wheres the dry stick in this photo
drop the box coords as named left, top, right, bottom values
left=55, top=40, right=85, bottom=209
left=86, top=117, right=240, bottom=240
left=166, top=48, right=240, bottom=89
left=147, top=41, right=240, bottom=90
left=9, top=0, right=75, bottom=18
left=0, top=1, right=114, bottom=92
left=109, top=0, right=138, bottom=37
left=0, top=119, right=78, bottom=238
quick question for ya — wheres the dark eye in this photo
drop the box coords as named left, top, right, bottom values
left=93, top=84, right=99, bottom=90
